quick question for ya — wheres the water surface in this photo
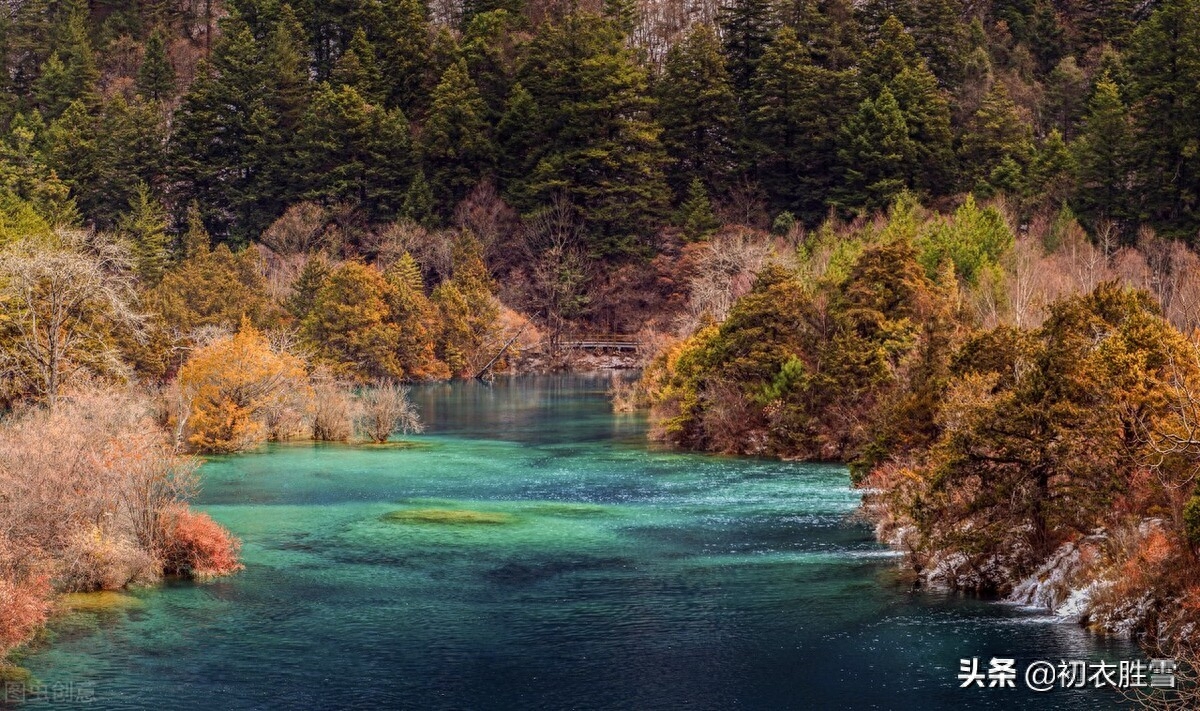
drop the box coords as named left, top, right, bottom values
left=20, top=375, right=1134, bottom=709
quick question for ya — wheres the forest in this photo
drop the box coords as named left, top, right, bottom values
left=2, top=0, right=1200, bottom=699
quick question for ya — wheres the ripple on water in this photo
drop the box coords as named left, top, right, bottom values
left=19, top=375, right=1135, bottom=711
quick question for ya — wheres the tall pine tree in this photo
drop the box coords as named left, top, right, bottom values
left=1125, top=0, right=1200, bottom=236
left=748, top=27, right=861, bottom=221
left=170, top=18, right=272, bottom=243
left=957, top=81, right=1033, bottom=197
left=1072, top=73, right=1134, bottom=227
left=513, top=13, right=669, bottom=256
left=656, top=24, right=738, bottom=199
left=834, top=87, right=915, bottom=213
left=121, top=182, right=172, bottom=284
left=296, top=84, right=414, bottom=222
left=720, top=0, right=778, bottom=94
left=136, top=29, right=177, bottom=102
left=419, top=60, right=494, bottom=216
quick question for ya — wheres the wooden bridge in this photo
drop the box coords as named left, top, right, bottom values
left=556, top=334, right=642, bottom=352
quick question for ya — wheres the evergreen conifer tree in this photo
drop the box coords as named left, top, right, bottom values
left=835, top=88, right=915, bottom=213
left=719, top=0, right=778, bottom=93
left=420, top=60, right=494, bottom=215
left=657, top=24, right=738, bottom=198
left=678, top=177, right=720, bottom=241
left=1072, top=73, right=1133, bottom=226
left=136, top=29, right=177, bottom=102
left=513, top=12, right=669, bottom=255
left=121, top=182, right=172, bottom=284
left=957, top=81, right=1034, bottom=196
left=749, top=27, right=861, bottom=220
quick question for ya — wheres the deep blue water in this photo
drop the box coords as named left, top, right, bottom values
left=16, top=375, right=1135, bottom=709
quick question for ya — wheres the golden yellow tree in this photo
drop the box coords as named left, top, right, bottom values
left=177, top=320, right=308, bottom=453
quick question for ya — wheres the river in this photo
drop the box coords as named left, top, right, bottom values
left=19, top=375, right=1135, bottom=709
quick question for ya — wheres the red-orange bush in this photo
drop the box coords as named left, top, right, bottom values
left=0, top=539, right=52, bottom=657
left=159, top=505, right=243, bottom=578
left=0, top=576, right=51, bottom=656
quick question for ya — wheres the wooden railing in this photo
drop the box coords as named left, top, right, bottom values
left=556, top=334, right=641, bottom=351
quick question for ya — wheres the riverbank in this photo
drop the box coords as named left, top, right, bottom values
left=0, top=390, right=243, bottom=674
left=628, top=204, right=1200, bottom=687
left=13, top=375, right=1135, bottom=710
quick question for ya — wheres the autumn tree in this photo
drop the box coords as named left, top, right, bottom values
left=384, top=253, right=449, bottom=380
left=913, top=285, right=1193, bottom=581
left=301, top=260, right=405, bottom=381
left=177, top=320, right=308, bottom=453
left=151, top=242, right=279, bottom=347
left=431, top=233, right=501, bottom=376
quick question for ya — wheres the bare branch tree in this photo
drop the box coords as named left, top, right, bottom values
left=678, top=227, right=771, bottom=334
left=0, top=231, right=145, bottom=408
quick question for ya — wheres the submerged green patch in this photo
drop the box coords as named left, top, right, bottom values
left=356, top=440, right=429, bottom=450
left=383, top=509, right=517, bottom=525
left=58, top=591, right=144, bottom=614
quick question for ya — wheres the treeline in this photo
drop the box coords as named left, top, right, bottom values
left=0, top=0, right=1197, bottom=267
left=0, top=218, right=517, bottom=434
left=630, top=197, right=1200, bottom=672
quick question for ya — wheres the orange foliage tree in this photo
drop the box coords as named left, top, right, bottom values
left=177, top=320, right=308, bottom=453
left=301, top=260, right=406, bottom=381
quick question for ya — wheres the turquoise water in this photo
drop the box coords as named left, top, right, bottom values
left=17, top=375, right=1134, bottom=709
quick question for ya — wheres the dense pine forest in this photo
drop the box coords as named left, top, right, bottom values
left=4, top=0, right=1200, bottom=701
left=0, top=0, right=1197, bottom=263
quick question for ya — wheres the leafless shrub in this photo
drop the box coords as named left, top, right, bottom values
left=714, top=179, right=770, bottom=230
left=60, top=527, right=160, bottom=592
left=366, top=220, right=454, bottom=281
left=257, top=247, right=312, bottom=304
left=608, top=373, right=645, bottom=413
left=1138, top=229, right=1200, bottom=334
left=308, top=369, right=357, bottom=442
left=518, top=199, right=596, bottom=347
left=1052, top=219, right=1115, bottom=296
left=1002, top=236, right=1066, bottom=330
left=453, top=181, right=520, bottom=263
left=0, top=387, right=199, bottom=590
left=356, top=381, right=423, bottom=443
left=258, top=373, right=311, bottom=443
